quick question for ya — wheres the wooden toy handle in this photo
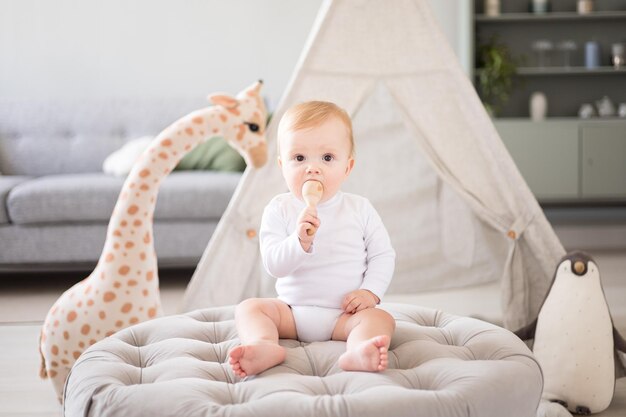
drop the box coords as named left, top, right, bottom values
left=302, top=180, right=323, bottom=236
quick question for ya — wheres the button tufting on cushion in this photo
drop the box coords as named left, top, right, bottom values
left=64, top=304, right=542, bottom=417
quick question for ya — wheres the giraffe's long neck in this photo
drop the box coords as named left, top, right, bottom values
left=91, top=106, right=227, bottom=288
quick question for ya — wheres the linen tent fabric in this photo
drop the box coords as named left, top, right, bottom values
left=182, top=0, right=565, bottom=330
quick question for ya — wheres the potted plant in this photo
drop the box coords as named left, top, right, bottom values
left=476, top=36, right=521, bottom=116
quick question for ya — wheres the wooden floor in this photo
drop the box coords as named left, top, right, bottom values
left=1, top=251, right=625, bottom=417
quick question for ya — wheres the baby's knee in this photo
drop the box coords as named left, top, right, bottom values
left=235, top=298, right=266, bottom=316
left=367, top=308, right=396, bottom=329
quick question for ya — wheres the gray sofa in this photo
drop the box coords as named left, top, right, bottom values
left=0, top=98, right=242, bottom=271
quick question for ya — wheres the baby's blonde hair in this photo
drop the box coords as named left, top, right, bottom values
left=277, top=101, right=354, bottom=156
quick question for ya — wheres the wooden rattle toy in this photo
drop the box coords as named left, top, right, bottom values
left=302, top=180, right=324, bottom=236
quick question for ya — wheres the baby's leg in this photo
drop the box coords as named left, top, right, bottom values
left=332, top=308, right=395, bottom=372
left=229, top=298, right=296, bottom=378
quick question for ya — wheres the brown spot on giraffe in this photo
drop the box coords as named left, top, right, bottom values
left=139, top=169, right=150, bottom=178
left=146, top=271, right=154, bottom=281
left=105, top=253, right=115, bottom=262
left=99, top=311, right=106, bottom=320
left=121, top=303, right=132, bottom=313
left=160, top=139, right=173, bottom=147
left=103, top=292, right=116, bottom=302
left=127, top=205, right=139, bottom=215
left=192, top=116, right=204, bottom=124
left=129, top=317, right=139, bottom=324
left=51, top=345, right=59, bottom=355
left=67, top=311, right=77, bottom=322
left=63, top=331, right=70, bottom=340
left=118, top=265, right=130, bottom=275
left=81, top=324, right=90, bottom=335
left=148, top=308, right=157, bottom=318
left=185, top=127, right=194, bottom=135
left=237, top=124, right=246, bottom=141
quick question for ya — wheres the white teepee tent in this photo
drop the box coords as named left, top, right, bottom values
left=183, top=0, right=565, bottom=330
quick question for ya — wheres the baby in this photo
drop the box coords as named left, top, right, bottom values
left=229, top=101, right=396, bottom=377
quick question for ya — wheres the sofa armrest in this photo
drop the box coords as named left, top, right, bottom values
left=0, top=175, right=33, bottom=224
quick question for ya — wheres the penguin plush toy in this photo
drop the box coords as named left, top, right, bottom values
left=515, top=251, right=626, bottom=416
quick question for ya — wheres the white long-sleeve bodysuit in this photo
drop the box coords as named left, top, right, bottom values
left=259, top=191, right=395, bottom=342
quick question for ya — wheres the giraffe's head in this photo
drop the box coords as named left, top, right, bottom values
left=208, top=80, right=268, bottom=168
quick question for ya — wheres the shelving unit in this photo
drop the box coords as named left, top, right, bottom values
left=516, top=66, right=626, bottom=76
left=474, top=0, right=626, bottom=118
left=473, top=0, right=626, bottom=203
left=475, top=10, right=626, bottom=22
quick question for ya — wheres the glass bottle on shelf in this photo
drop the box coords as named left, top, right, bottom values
left=557, top=41, right=577, bottom=68
left=532, top=40, right=554, bottom=67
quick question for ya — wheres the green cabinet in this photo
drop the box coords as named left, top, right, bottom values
left=495, top=120, right=578, bottom=200
left=495, top=119, right=626, bottom=202
left=581, top=124, right=626, bottom=198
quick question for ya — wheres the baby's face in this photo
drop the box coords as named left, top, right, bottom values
left=278, top=116, right=354, bottom=203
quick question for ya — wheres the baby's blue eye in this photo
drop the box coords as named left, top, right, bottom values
left=323, top=154, right=333, bottom=162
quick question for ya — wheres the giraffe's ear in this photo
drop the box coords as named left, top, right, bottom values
left=208, top=94, right=239, bottom=109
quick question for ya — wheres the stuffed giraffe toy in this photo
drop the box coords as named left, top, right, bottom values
left=39, top=81, right=268, bottom=402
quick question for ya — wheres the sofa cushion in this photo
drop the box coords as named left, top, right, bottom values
left=175, top=136, right=246, bottom=172
left=7, top=171, right=241, bottom=225
left=0, top=175, right=33, bottom=224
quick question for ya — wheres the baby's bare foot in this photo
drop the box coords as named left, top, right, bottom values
left=228, top=343, right=286, bottom=378
left=338, top=335, right=390, bottom=372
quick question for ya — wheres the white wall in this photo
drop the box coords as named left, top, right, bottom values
left=0, top=0, right=470, bottom=108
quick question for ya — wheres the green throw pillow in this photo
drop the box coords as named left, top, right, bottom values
left=175, top=136, right=246, bottom=172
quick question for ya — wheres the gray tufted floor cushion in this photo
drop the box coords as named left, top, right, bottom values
left=63, top=303, right=542, bottom=417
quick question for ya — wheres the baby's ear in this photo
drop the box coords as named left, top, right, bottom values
left=345, top=158, right=355, bottom=175
left=208, top=94, right=239, bottom=109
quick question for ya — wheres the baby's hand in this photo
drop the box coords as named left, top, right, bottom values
left=341, top=289, right=380, bottom=314
left=297, top=206, right=320, bottom=251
